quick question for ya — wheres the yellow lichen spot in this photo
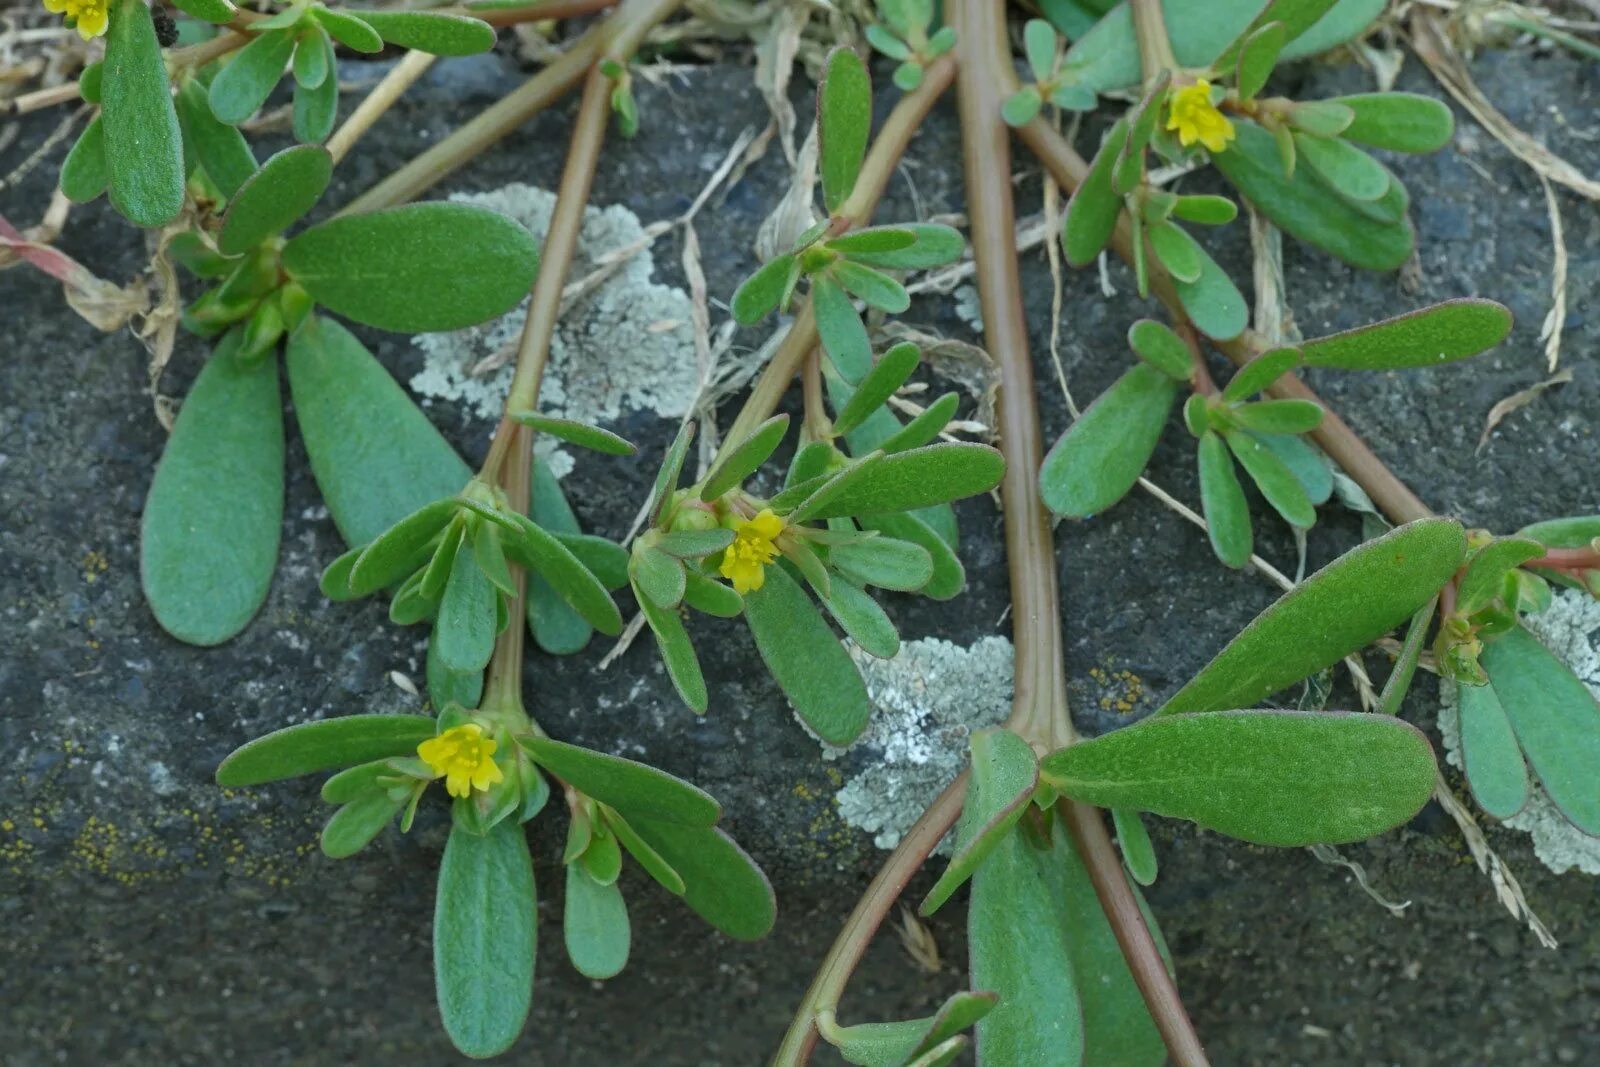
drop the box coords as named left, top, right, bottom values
left=82, top=550, right=109, bottom=583
left=43, top=0, right=109, bottom=40
left=1166, top=79, right=1235, bottom=153
left=418, top=724, right=504, bottom=799
left=0, top=819, right=12, bottom=832
left=719, top=509, right=784, bottom=594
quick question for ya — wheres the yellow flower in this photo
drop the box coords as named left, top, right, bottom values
left=1166, top=79, right=1235, bottom=153
left=719, top=508, right=784, bottom=595
left=418, top=724, right=504, bottom=799
left=44, top=0, right=109, bottom=40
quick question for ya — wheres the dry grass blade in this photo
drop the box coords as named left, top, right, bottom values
left=1537, top=176, right=1567, bottom=373
left=1410, top=10, right=1600, bottom=201
left=1478, top=369, right=1574, bottom=451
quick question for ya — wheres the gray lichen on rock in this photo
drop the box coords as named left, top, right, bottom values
left=1438, top=590, right=1600, bottom=876
left=408, top=184, right=701, bottom=470
left=819, top=636, right=1014, bottom=850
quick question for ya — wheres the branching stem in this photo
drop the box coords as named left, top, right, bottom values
left=714, top=56, right=958, bottom=461
left=768, top=774, right=969, bottom=1066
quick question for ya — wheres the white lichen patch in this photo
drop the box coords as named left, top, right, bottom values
left=1438, top=590, right=1600, bottom=875
left=817, top=636, right=1014, bottom=850
left=409, top=184, right=700, bottom=450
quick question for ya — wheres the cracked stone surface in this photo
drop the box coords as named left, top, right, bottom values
left=2, top=40, right=1598, bottom=1067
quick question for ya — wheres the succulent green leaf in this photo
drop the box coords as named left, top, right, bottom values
left=527, top=459, right=594, bottom=654
left=841, top=223, right=966, bottom=270
left=834, top=342, right=920, bottom=435
left=627, top=817, right=775, bottom=940
left=283, top=203, right=540, bottom=332
left=645, top=420, right=695, bottom=522
left=209, top=27, right=296, bottom=125
left=1112, top=808, right=1159, bottom=886
left=829, top=992, right=998, bottom=1067
left=701, top=414, right=790, bottom=500
left=564, top=861, right=630, bottom=980
left=1063, top=119, right=1128, bottom=266
left=744, top=565, right=870, bottom=745
left=819, top=46, right=872, bottom=212
left=141, top=331, right=283, bottom=646
left=1024, top=18, right=1059, bottom=81
left=59, top=116, right=109, bottom=203
left=1481, top=626, right=1600, bottom=834
left=632, top=545, right=687, bottom=609
left=346, top=498, right=457, bottom=595
left=357, top=10, right=496, bottom=55
left=1216, top=0, right=1338, bottom=70
left=862, top=511, right=964, bottom=601
left=1002, top=86, right=1044, bottom=128
left=829, top=536, right=934, bottom=592
left=1377, top=596, right=1435, bottom=716
left=1050, top=817, right=1169, bottom=1066
left=501, top=513, right=622, bottom=635
left=1222, top=346, right=1301, bottom=401
left=1286, top=99, right=1356, bottom=138
left=634, top=576, right=708, bottom=713
left=1293, top=132, right=1388, bottom=201
left=321, top=789, right=406, bottom=858
left=832, top=260, right=910, bottom=313
left=826, top=226, right=916, bottom=255
left=865, top=23, right=911, bottom=61
left=922, top=729, right=1039, bottom=915
left=175, top=78, right=257, bottom=199
left=601, top=805, right=686, bottom=895
left=435, top=549, right=497, bottom=672
left=1263, top=433, right=1333, bottom=508
left=655, top=529, right=735, bottom=559
left=1457, top=537, right=1544, bottom=616
left=319, top=758, right=394, bottom=804
left=1333, top=92, right=1453, bottom=154
left=682, top=571, right=743, bottom=618
left=812, top=273, right=873, bottom=382
left=732, top=254, right=799, bottom=324
left=1171, top=194, right=1238, bottom=226
left=794, top=443, right=1005, bottom=522
left=968, top=823, right=1084, bottom=1066
left=291, top=64, right=339, bottom=143
left=1173, top=240, right=1248, bottom=341
left=1519, top=515, right=1600, bottom=549
left=1040, top=363, right=1177, bottom=519
left=1455, top=678, right=1531, bottom=820
left=434, top=820, right=536, bottom=1059
left=1213, top=122, right=1413, bottom=270
left=1299, top=299, right=1512, bottom=370
left=217, top=714, right=437, bottom=786
left=1145, top=221, right=1203, bottom=283
left=1198, top=431, right=1252, bottom=568
left=1042, top=710, right=1437, bottom=845
left=1161, top=519, right=1467, bottom=713
left=218, top=145, right=332, bottom=255
left=103, top=0, right=185, bottom=226
left=509, top=411, right=635, bottom=455
left=172, top=0, right=235, bottom=22
left=312, top=4, right=384, bottom=51
left=878, top=392, right=959, bottom=453
left=1235, top=21, right=1286, bottom=100
left=1127, top=319, right=1193, bottom=381
left=1232, top=398, right=1323, bottom=435
left=427, top=640, right=483, bottom=710
left=519, top=737, right=718, bottom=826
left=287, top=315, right=470, bottom=546
left=292, top=25, right=332, bottom=89
left=819, top=579, right=899, bottom=659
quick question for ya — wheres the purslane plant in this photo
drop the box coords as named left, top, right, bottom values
left=28, top=0, right=1600, bottom=1061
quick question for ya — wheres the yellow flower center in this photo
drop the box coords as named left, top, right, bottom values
left=417, top=724, right=505, bottom=799
left=44, top=0, right=109, bottom=40
left=1166, top=79, right=1235, bottom=154
left=719, top=508, right=785, bottom=595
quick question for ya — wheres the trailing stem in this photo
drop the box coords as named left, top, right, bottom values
left=715, top=56, right=958, bottom=460
left=339, top=0, right=682, bottom=217
left=951, top=2, right=1209, bottom=1064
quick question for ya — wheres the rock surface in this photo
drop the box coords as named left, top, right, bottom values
left=1, top=35, right=1597, bottom=1067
